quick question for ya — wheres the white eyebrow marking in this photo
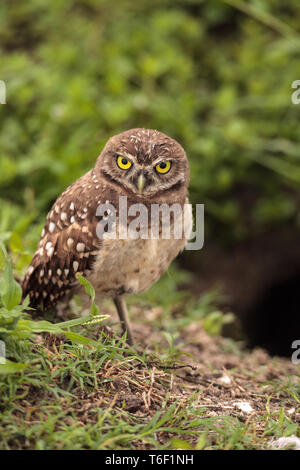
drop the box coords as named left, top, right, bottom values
left=122, top=154, right=135, bottom=164
left=152, top=156, right=172, bottom=166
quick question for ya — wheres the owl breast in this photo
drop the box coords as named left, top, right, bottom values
left=87, top=202, right=193, bottom=297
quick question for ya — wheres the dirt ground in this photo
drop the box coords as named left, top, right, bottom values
left=6, top=298, right=299, bottom=450
left=133, top=321, right=300, bottom=423
left=21, top=312, right=299, bottom=450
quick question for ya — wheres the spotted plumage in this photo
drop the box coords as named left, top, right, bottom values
left=22, top=128, right=192, bottom=344
left=22, top=171, right=102, bottom=310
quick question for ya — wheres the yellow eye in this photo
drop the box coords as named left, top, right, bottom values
left=117, top=156, right=132, bottom=170
left=155, top=160, right=171, bottom=174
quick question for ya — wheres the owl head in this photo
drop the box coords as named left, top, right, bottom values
left=96, top=128, right=189, bottom=200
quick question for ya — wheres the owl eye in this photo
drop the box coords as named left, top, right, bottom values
left=155, top=160, right=171, bottom=174
left=117, top=156, right=132, bottom=170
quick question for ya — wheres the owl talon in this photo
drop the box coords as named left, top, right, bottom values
left=113, top=296, right=134, bottom=346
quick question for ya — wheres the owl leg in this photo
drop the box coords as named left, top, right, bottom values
left=113, top=296, right=133, bottom=346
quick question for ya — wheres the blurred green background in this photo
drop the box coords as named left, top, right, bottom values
left=0, top=0, right=300, bottom=353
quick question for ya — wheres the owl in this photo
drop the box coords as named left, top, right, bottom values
left=22, top=128, right=192, bottom=344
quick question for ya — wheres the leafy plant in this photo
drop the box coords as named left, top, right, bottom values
left=0, top=246, right=109, bottom=373
left=202, top=310, right=235, bottom=336
left=1, top=0, right=300, bottom=244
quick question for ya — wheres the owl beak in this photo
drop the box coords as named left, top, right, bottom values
left=137, top=173, right=145, bottom=195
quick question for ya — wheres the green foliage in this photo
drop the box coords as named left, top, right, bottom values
left=202, top=310, right=235, bottom=336
left=0, top=257, right=22, bottom=311
left=0, top=245, right=33, bottom=341
left=0, top=249, right=109, bottom=371
left=76, top=272, right=100, bottom=316
left=0, top=1, right=299, bottom=450
left=0, top=0, right=300, bottom=247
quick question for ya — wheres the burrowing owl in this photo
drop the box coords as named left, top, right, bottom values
left=22, top=128, right=192, bottom=344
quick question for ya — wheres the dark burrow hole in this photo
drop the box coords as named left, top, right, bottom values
left=181, top=228, right=300, bottom=358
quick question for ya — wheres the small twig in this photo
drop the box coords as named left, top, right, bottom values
left=145, top=361, right=197, bottom=371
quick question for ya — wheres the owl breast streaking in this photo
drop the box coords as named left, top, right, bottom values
left=22, top=128, right=192, bottom=344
